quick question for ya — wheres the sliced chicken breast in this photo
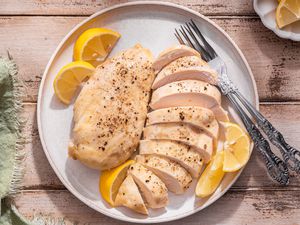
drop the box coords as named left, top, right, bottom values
left=139, top=140, right=203, bottom=178
left=210, top=105, right=230, bottom=122
left=128, top=163, right=168, bottom=209
left=152, top=56, right=217, bottom=89
left=136, top=155, right=192, bottom=194
left=143, top=123, right=213, bottom=162
left=152, top=66, right=218, bottom=90
left=115, top=174, right=148, bottom=215
left=69, top=44, right=155, bottom=170
left=146, top=106, right=219, bottom=139
left=150, top=80, right=229, bottom=122
left=153, top=45, right=200, bottom=73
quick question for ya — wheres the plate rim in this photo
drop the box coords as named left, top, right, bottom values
left=37, top=1, right=259, bottom=223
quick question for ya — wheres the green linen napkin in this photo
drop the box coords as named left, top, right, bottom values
left=0, top=57, right=25, bottom=198
left=0, top=57, right=68, bottom=225
left=0, top=56, right=31, bottom=225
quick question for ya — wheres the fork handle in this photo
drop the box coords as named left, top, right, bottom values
left=226, top=93, right=289, bottom=185
left=234, top=91, right=300, bottom=173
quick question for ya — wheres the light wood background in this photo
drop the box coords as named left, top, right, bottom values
left=1, top=1, right=300, bottom=224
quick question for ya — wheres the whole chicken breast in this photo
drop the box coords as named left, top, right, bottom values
left=150, top=80, right=229, bottom=122
left=115, top=174, right=148, bottom=215
left=143, top=123, right=213, bottom=162
left=146, top=106, right=219, bottom=139
left=135, top=155, right=193, bottom=194
left=128, top=163, right=168, bottom=209
left=139, top=140, right=203, bottom=178
left=152, top=56, right=217, bottom=89
left=68, top=44, right=155, bottom=170
left=152, top=45, right=200, bottom=73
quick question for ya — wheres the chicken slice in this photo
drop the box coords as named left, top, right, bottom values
left=153, top=45, right=200, bottom=73
left=114, top=174, right=148, bottom=215
left=150, top=80, right=229, bottom=122
left=143, top=123, right=213, bottom=162
left=128, top=163, right=168, bottom=209
left=135, top=155, right=192, bottom=194
left=151, top=80, right=221, bottom=108
left=210, top=106, right=229, bottom=122
left=139, top=140, right=203, bottom=178
left=152, top=56, right=217, bottom=89
left=69, top=44, right=155, bottom=170
left=146, top=106, right=219, bottom=139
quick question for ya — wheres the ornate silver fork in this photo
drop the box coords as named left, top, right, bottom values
left=175, top=20, right=300, bottom=185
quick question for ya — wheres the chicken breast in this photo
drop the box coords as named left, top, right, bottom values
left=143, top=123, right=213, bottom=162
left=146, top=106, right=219, bottom=139
left=150, top=80, right=229, bottom=122
left=135, top=155, right=192, bottom=194
left=68, top=44, right=155, bottom=170
left=139, top=140, right=203, bottom=178
left=152, top=56, right=217, bottom=89
left=128, top=163, right=168, bottom=209
left=153, top=45, right=200, bottom=73
left=210, top=106, right=229, bottom=122
left=115, top=174, right=148, bottom=215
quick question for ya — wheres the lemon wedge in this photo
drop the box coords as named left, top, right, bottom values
left=276, top=0, right=300, bottom=28
left=73, top=28, right=121, bottom=67
left=99, top=160, right=135, bottom=206
left=196, top=151, right=225, bottom=198
left=53, top=61, right=95, bottom=104
left=220, top=122, right=251, bottom=172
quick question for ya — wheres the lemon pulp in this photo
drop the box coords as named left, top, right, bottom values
left=99, top=160, right=135, bottom=206
left=53, top=61, right=95, bottom=104
left=196, top=151, right=225, bottom=198
left=73, top=28, right=121, bottom=67
left=220, top=122, right=251, bottom=172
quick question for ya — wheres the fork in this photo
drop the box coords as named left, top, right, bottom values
left=175, top=20, right=300, bottom=185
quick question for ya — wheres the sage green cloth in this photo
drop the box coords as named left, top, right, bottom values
left=0, top=57, right=67, bottom=225
left=0, top=57, right=21, bottom=198
left=1, top=200, right=30, bottom=225
left=0, top=57, right=32, bottom=225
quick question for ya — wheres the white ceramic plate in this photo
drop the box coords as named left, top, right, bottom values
left=254, top=0, right=300, bottom=41
left=37, top=1, right=258, bottom=223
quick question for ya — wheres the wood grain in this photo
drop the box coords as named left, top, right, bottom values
left=0, top=16, right=83, bottom=102
left=3, top=1, right=300, bottom=224
left=1, top=16, right=300, bottom=102
left=21, top=103, right=300, bottom=190
left=12, top=189, right=300, bottom=225
left=1, top=0, right=255, bottom=16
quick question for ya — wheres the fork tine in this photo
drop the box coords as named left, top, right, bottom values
left=179, top=25, right=195, bottom=49
left=174, top=29, right=184, bottom=45
left=189, top=20, right=217, bottom=58
left=183, top=23, right=210, bottom=61
left=188, top=22, right=215, bottom=59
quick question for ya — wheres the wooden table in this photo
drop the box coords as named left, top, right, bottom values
left=1, top=1, right=300, bottom=224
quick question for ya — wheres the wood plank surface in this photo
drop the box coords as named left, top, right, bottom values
left=21, top=103, right=300, bottom=190
left=12, top=189, right=300, bottom=225
left=1, top=0, right=255, bottom=16
left=1, top=16, right=300, bottom=102
left=2, top=1, right=300, bottom=224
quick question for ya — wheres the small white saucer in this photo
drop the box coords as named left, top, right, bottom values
left=253, top=0, right=300, bottom=41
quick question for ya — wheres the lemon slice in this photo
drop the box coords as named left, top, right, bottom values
left=73, top=28, right=121, bottom=67
left=220, top=122, right=251, bottom=172
left=99, top=160, right=135, bottom=206
left=53, top=61, right=95, bottom=104
left=196, top=151, right=225, bottom=198
left=276, top=0, right=300, bottom=28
